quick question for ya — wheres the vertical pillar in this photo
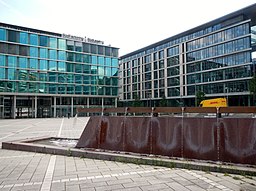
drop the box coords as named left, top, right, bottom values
left=102, top=97, right=104, bottom=108
left=34, top=96, right=37, bottom=118
left=87, top=97, right=90, bottom=117
left=115, top=98, right=117, bottom=107
left=71, top=97, right=74, bottom=117
left=54, top=96, right=57, bottom=118
left=12, top=95, right=16, bottom=119
left=87, top=97, right=89, bottom=108
left=32, top=97, right=35, bottom=118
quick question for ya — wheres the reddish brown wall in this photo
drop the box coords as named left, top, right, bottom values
left=76, top=116, right=256, bottom=165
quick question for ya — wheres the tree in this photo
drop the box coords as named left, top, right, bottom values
left=249, top=75, right=256, bottom=106
left=159, top=95, right=168, bottom=107
left=196, top=91, right=205, bottom=106
left=132, top=93, right=143, bottom=107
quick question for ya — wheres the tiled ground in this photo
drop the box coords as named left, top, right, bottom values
left=0, top=117, right=255, bottom=191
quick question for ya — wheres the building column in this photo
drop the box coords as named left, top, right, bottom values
left=34, top=96, right=37, bottom=118
left=53, top=96, right=57, bottom=118
left=12, top=95, right=16, bottom=119
left=71, top=97, right=74, bottom=117
left=32, top=97, right=35, bottom=118
left=87, top=97, right=89, bottom=108
left=115, top=98, right=118, bottom=107
left=102, top=97, right=104, bottom=108
left=87, top=97, right=90, bottom=116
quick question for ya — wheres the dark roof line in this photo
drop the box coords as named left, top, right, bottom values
left=120, top=3, right=256, bottom=59
left=0, top=22, right=62, bottom=37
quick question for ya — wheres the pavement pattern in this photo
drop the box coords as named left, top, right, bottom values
left=0, top=117, right=255, bottom=191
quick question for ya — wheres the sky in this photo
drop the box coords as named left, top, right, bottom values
left=0, top=0, right=255, bottom=56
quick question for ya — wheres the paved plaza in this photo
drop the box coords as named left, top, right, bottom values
left=0, top=117, right=255, bottom=191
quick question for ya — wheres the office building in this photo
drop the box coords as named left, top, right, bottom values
left=0, top=23, right=119, bottom=118
left=119, top=4, right=256, bottom=107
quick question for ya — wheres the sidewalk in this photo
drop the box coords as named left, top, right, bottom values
left=0, top=117, right=255, bottom=191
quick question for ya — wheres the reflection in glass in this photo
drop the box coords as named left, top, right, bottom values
left=30, top=34, right=38, bottom=45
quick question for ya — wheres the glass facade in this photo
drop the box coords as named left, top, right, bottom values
left=0, top=23, right=119, bottom=118
left=119, top=5, right=256, bottom=107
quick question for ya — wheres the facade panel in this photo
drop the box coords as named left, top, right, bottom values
left=0, top=22, right=119, bottom=118
left=119, top=4, right=256, bottom=107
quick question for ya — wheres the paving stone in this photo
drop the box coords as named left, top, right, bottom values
left=0, top=118, right=255, bottom=191
left=140, top=183, right=170, bottom=190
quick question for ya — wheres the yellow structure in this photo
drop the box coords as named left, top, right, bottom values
left=199, top=98, right=227, bottom=107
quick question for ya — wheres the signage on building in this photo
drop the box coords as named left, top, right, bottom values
left=62, top=34, right=104, bottom=45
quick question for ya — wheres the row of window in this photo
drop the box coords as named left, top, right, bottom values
left=122, top=56, right=180, bottom=78
left=186, top=52, right=251, bottom=73
left=187, top=65, right=252, bottom=84
left=187, top=37, right=250, bottom=62
left=0, top=28, right=118, bottom=57
left=121, top=16, right=245, bottom=62
left=124, top=79, right=249, bottom=99
left=0, top=55, right=118, bottom=72
left=0, top=81, right=118, bottom=96
left=187, top=80, right=248, bottom=95
left=0, top=44, right=119, bottom=66
left=187, top=23, right=250, bottom=51
left=123, top=64, right=252, bottom=95
left=0, top=68, right=118, bottom=84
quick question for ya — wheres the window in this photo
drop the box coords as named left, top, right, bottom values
left=39, top=60, right=47, bottom=70
left=112, top=48, right=118, bottom=57
left=19, top=45, right=28, bottom=56
left=39, top=48, right=48, bottom=58
left=112, top=68, right=118, bottom=76
left=49, top=50, right=57, bottom=60
left=105, top=47, right=111, bottom=56
left=0, top=28, right=6, bottom=41
left=19, top=57, right=27, bottom=68
left=112, top=58, right=118, bottom=67
left=98, top=56, right=104, bottom=65
left=58, top=39, right=66, bottom=49
left=66, top=63, right=74, bottom=72
left=0, top=68, right=5, bottom=79
left=75, top=53, right=82, bottom=62
left=20, top=32, right=28, bottom=44
left=83, top=43, right=90, bottom=53
left=49, top=37, right=57, bottom=48
left=92, top=56, right=97, bottom=64
left=29, top=59, right=38, bottom=69
left=7, top=68, right=15, bottom=80
left=30, top=34, right=38, bottom=45
left=159, top=50, right=164, bottom=59
left=0, top=42, right=6, bottom=53
left=39, top=35, right=48, bottom=47
left=30, top=47, right=38, bottom=57
left=8, top=56, right=17, bottom=67
left=75, top=64, right=82, bottom=73
left=105, top=58, right=111, bottom=66
left=8, top=30, right=18, bottom=42
left=8, top=44, right=17, bottom=55
left=58, top=51, right=66, bottom=61
left=49, top=61, right=57, bottom=71
left=105, top=67, right=111, bottom=76
left=49, top=72, right=57, bottom=82
left=0, top=55, right=5, bottom=66
left=98, top=46, right=104, bottom=55
left=58, top=61, right=65, bottom=72
left=83, top=54, right=91, bottom=63
left=91, top=44, right=97, bottom=54
left=83, top=65, right=90, bottom=74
